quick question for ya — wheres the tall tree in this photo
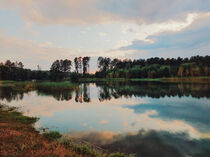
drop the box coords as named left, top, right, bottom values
left=82, top=57, right=90, bottom=74
left=74, top=57, right=83, bottom=73
left=50, top=60, right=60, bottom=72
left=98, top=57, right=111, bottom=72
left=78, top=57, right=83, bottom=73
left=61, top=59, right=72, bottom=72
left=18, top=62, right=24, bottom=68
left=74, top=57, right=79, bottom=73
left=5, top=60, right=12, bottom=67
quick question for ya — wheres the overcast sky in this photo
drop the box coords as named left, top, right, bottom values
left=0, top=0, right=210, bottom=70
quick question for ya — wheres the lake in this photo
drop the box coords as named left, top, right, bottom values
left=1, top=81, right=210, bottom=157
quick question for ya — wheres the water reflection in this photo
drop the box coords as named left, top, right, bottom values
left=1, top=82, right=210, bottom=102
left=126, top=97, right=210, bottom=133
left=37, top=89, right=73, bottom=101
left=0, top=87, right=24, bottom=102
left=75, top=84, right=91, bottom=103
left=96, top=82, right=210, bottom=100
left=65, top=130, right=210, bottom=157
left=1, top=82, right=210, bottom=156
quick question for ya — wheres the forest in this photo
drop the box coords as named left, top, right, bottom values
left=0, top=55, right=210, bottom=81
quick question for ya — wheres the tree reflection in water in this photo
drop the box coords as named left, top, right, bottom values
left=96, top=82, right=210, bottom=101
left=0, top=82, right=210, bottom=102
left=75, top=84, right=91, bottom=103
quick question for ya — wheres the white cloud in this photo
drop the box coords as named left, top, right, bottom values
left=121, top=13, right=198, bottom=44
left=119, top=12, right=210, bottom=58
left=82, top=123, right=88, bottom=126
left=0, top=31, right=84, bottom=69
left=99, top=32, right=107, bottom=37
left=99, top=119, right=109, bottom=124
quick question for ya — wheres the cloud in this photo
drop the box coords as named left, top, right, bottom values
left=126, top=97, right=210, bottom=134
left=82, top=123, right=88, bottom=127
left=0, top=0, right=209, bottom=25
left=99, top=119, right=109, bottom=124
left=0, top=0, right=209, bottom=68
left=99, top=32, right=107, bottom=37
left=0, top=31, right=99, bottom=69
left=64, top=130, right=120, bottom=145
left=0, top=30, right=141, bottom=70
left=102, top=130, right=210, bottom=157
left=119, top=12, right=210, bottom=58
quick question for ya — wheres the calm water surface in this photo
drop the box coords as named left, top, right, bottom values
left=1, top=82, right=210, bottom=157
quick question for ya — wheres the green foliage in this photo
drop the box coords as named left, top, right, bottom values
left=109, top=153, right=126, bottom=157
left=109, top=152, right=135, bottom=157
left=0, top=81, right=79, bottom=92
left=43, top=131, right=62, bottom=141
left=36, top=81, right=78, bottom=91
left=0, top=56, right=210, bottom=81
left=0, top=106, right=39, bottom=125
left=96, top=56, right=210, bottom=79
left=70, top=72, right=80, bottom=82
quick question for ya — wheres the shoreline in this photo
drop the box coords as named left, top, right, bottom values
left=0, top=104, right=133, bottom=157
left=79, top=76, right=210, bottom=83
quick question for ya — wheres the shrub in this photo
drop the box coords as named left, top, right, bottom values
left=43, top=131, right=62, bottom=141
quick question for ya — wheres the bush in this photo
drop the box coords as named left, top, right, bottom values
left=43, top=131, right=62, bottom=141
left=70, top=72, right=80, bottom=82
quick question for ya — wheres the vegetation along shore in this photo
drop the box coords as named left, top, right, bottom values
left=0, top=103, right=135, bottom=157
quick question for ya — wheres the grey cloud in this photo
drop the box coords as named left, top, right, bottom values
left=120, top=13, right=210, bottom=58
left=0, top=0, right=210, bottom=25
left=99, top=0, right=210, bottom=23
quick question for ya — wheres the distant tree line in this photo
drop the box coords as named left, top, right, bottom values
left=0, top=55, right=209, bottom=81
left=95, top=55, right=210, bottom=78
left=0, top=57, right=90, bottom=81
left=0, top=60, right=50, bottom=81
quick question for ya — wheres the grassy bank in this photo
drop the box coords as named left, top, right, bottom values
left=0, top=104, right=134, bottom=157
left=131, top=76, right=210, bottom=83
left=0, top=81, right=79, bottom=91
left=79, top=77, right=210, bottom=83
left=79, top=78, right=129, bottom=83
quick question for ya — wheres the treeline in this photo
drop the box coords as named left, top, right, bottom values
left=50, top=57, right=90, bottom=81
left=0, top=57, right=90, bottom=81
left=0, top=55, right=210, bottom=81
left=96, top=55, right=210, bottom=78
left=0, top=60, right=48, bottom=81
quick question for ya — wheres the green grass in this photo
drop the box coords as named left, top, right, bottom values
left=131, top=78, right=162, bottom=82
left=36, top=81, right=79, bottom=91
left=0, top=81, right=79, bottom=91
left=79, top=78, right=129, bottom=82
left=80, top=76, right=210, bottom=83
left=109, top=152, right=135, bottom=157
left=43, top=131, right=62, bottom=141
left=0, top=104, right=39, bottom=125
left=131, top=76, right=210, bottom=83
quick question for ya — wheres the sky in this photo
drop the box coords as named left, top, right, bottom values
left=0, top=0, right=210, bottom=70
